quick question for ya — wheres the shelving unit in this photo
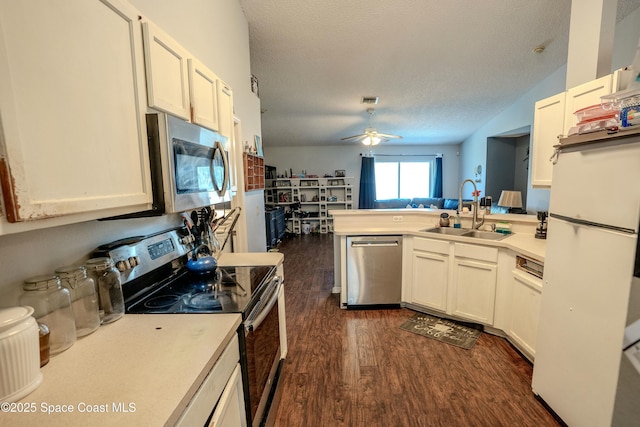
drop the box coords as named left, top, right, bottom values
left=243, top=153, right=264, bottom=191
left=265, top=177, right=353, bottom=234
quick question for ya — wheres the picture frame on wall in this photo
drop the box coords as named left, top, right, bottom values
left=250, top=74, right=259, bottom=97
left=255, top=135, right=264, bottom=157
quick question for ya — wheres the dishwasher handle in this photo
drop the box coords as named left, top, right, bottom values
left=350, top=240, right=400, bottom=248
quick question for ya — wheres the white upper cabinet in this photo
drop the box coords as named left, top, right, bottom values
left=142, top=20, right=191, bottom=121
left=217, top=80, right=235, bottom=139
left=0, top=0, right=152, bottom=223
left=142, top=20, right=223, bottom=133
left=562, top=74, right=613, bottom=135
left=530, top=71, right=622, bottom=188
left=188, top=58, right=220, bottom=131
left=531, top=92, right=566, bottom=188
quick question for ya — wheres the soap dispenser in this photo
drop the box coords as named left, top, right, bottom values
left=454, top=211, right=461, bottom=228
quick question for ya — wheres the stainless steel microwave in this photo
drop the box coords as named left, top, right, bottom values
left=146, top=112, right=231, bottom=214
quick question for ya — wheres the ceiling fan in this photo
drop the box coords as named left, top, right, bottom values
left=341, top=108, right=402, bottom=145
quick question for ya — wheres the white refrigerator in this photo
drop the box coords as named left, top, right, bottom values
left=532, top=132, right=640, bottom=427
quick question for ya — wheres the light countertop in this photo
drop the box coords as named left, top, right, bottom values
left=409, top=228, right=546, bottom=262
left=330, top=209, right=545, bottom=262
left=8, top=313, right=241, bottom=426
left=218, top=251, right=284, bottom=267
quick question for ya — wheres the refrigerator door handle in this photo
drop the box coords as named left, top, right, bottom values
left=550, top=213, right=637, bottom=234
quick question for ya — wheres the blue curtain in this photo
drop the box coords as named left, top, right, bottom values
left=431, top=156, right=443, bottom=198
left=358, top=156, right=376, bottom=209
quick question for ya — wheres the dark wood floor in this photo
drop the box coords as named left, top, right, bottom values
left=269, top=233, right=560, bottom=427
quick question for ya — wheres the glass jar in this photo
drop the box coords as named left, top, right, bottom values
left=84, top=257, right=124, bottom=324
left=55, top=265, right=100, bottom=337
left=19, top=275, right=76, bottom=355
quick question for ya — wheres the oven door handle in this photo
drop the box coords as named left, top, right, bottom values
left=245, top=275, right=283, bottom=332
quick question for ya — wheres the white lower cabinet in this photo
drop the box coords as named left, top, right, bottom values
left=411, top=237, right=450, bottom=312
left=508, top=269, right=542, bottom=360
left=405, top=237, right=541, bottom=335
left=208, top=364, right=246, bottom=427
left=176, top=334, right=246, bottom=427
left=450, top=243, right=498, bottom=325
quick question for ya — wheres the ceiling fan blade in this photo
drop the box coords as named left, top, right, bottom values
left=376, top=133, right=403, bottom=139
left=341, top=109, right=403, bottom=142
left=340, top=133, right=367, bottom=141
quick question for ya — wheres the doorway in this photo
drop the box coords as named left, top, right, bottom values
left=486, top=133, right=530, bottom=211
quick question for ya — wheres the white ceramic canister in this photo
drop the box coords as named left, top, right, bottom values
left=0, top=306, right=42, bottom=403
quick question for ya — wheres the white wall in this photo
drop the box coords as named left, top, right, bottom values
left=263, top=144, right=461, bottom=204
left=459, top=7, right=640, bottom=212
left=0, top=0, right=261, bottom=306
left=460, top=65, right=565, bottom=212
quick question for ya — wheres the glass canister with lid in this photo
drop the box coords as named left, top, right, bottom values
left=84, top=257, right=124, bottom=324
left=54, top=265, right=100, bottom=337
left=19, top=275, right=76, bottom=355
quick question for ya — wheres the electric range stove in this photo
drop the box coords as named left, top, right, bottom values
left=92, top=227, right=284, bottom=427
left=91, top=227, right=276, bottom=316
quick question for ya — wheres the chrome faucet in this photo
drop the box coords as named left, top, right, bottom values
left=458, top=179, right=485, bottom=230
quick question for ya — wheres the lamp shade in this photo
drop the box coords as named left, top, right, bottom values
left=497, top=190, right=523, bottom=208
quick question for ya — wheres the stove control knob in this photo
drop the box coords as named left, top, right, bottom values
left=116, top=260, right=130, bottom=272
left=128, top=256, right=138, bottom=267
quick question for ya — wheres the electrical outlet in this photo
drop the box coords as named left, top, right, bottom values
left=392, top=216, right=403, bottom=222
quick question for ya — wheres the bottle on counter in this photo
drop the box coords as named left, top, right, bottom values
left=38, top=323, right=50, bottom=367
left=20, top=275, right=76, bottom=355
left=84, top=257, right=124, bottom=324
left=454, top=211, right=461, bottom=228
left=55, top=265, right=101, bottom=337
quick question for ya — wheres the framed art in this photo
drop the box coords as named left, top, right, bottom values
left=335, top=170, right=345, bottom=177
left=254, top=135, right=264, bottom=157
left=250, top=74, right=259, bottom=97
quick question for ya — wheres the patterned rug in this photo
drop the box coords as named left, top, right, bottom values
left=400, top=312, right=483, bottom=349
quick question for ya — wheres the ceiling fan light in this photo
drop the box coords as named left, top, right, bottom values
left=371, top=136, right=381, bottom=145
left=361, top=136, right=372, bottom=146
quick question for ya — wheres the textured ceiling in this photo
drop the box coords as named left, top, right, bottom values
left=240, top=0, right=640, bottom=147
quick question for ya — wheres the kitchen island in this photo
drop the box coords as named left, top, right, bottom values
left=331, top=208, right=546, bottom=360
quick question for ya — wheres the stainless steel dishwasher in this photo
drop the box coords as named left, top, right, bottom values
left=346, top=235, right=403, bottom=307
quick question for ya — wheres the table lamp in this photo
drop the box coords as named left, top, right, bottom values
left=498, top=190, right=524, bottom=214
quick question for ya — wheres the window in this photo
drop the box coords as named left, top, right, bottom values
left=374, top=156, right=433, bottom=199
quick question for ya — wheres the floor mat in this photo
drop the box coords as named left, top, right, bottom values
left=400, top=312, right=482, bottom=349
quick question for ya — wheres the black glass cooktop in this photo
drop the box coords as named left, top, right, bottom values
left=125, top=265, right=275, bottom=315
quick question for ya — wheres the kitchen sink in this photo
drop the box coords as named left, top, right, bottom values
left=420, top=227, right=511, bottom=241
left=461, top=230, right=511, bottom=241
left=420, top=227, right=469, bottom=236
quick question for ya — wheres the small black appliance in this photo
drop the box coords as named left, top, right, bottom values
left=535, top=211, right=548, bottom=239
